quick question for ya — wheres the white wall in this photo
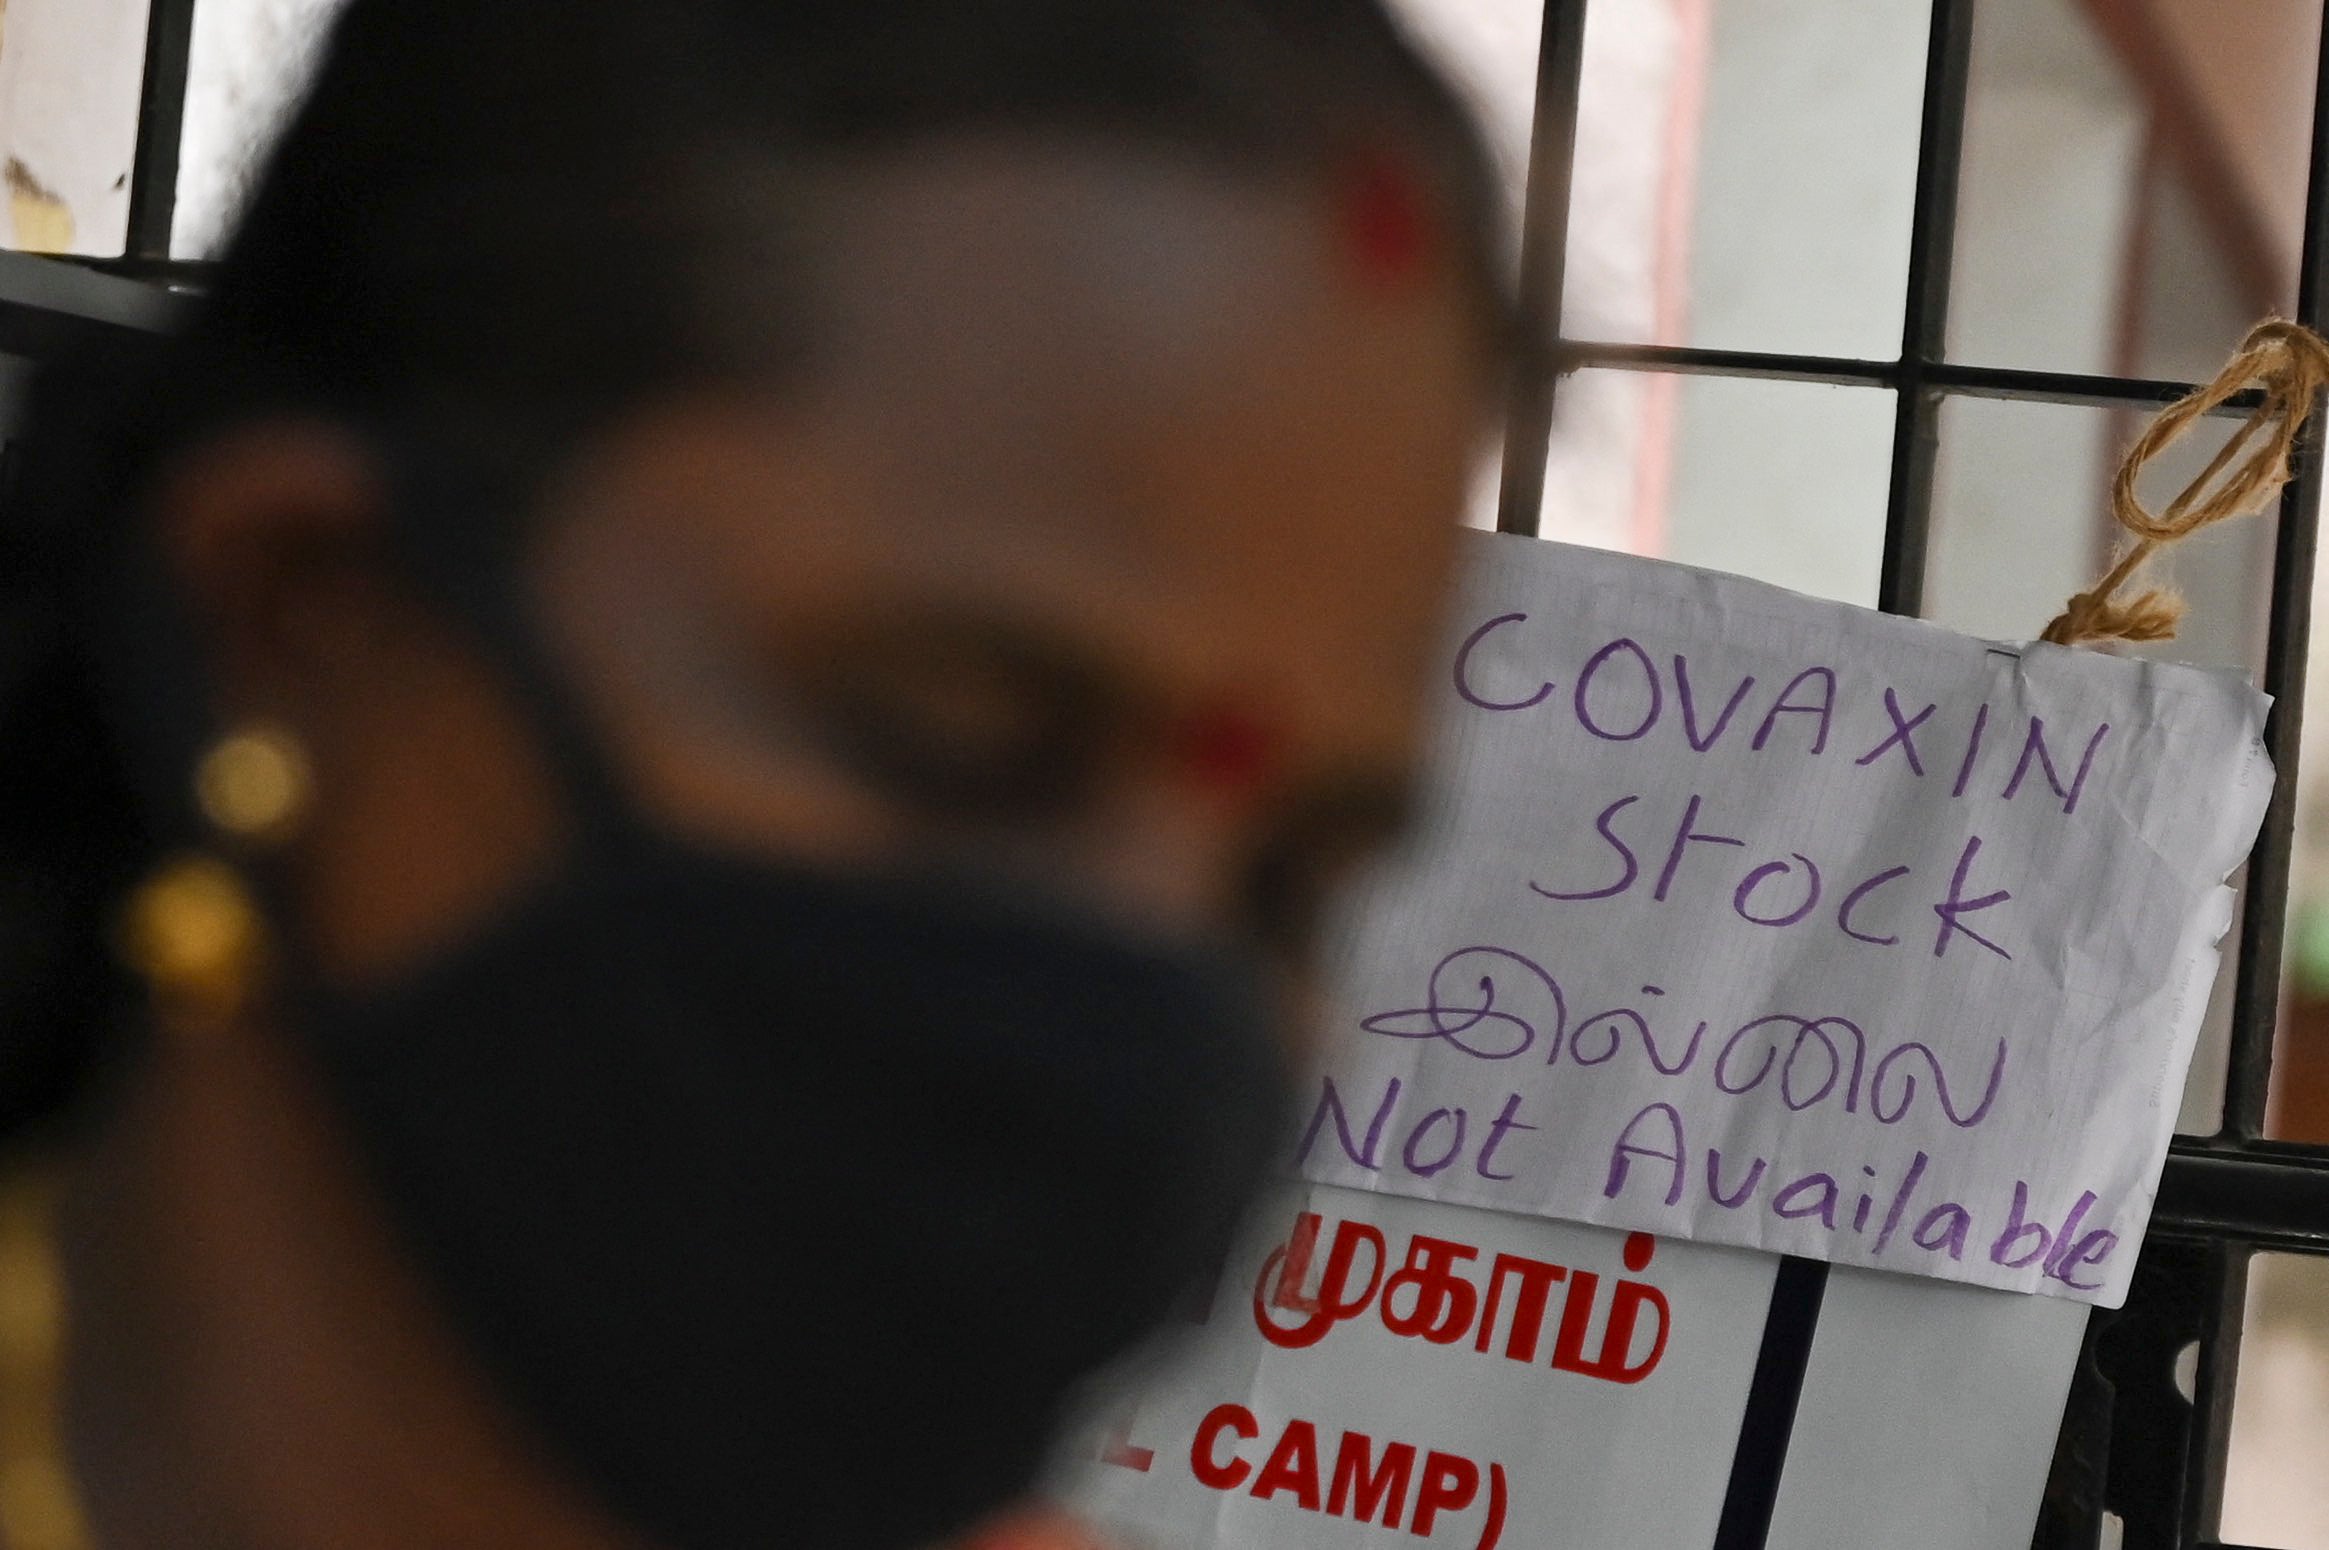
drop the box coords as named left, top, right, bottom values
left=172, top=0, right=343, bottom=258
left=0, top=0, right=149, bottom=256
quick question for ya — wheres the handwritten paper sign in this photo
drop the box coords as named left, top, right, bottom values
left=1298, top=532, right=2270, bottom=1307
left=1055, top=1184, right=1777, bottom=1550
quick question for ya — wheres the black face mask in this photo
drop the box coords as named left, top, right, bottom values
left=288, top=542, right=1294, bottom=1550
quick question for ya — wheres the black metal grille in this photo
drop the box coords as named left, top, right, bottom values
left=1502, top=3, right=2329, bottom=1546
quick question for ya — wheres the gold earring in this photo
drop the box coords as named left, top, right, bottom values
left=116, top=854, right=270, bottom=1026
left=193, top=721, right=313, bottom=848
left=115, top=723, right=310, bottom=1025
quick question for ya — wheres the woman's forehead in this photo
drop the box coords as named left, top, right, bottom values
left=772, top=140, right=1486, bottom=499
left=795, top=139, right=1337, bottom=397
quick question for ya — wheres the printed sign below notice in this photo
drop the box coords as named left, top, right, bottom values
left=1052, top=1183, right=1778, bottom=1550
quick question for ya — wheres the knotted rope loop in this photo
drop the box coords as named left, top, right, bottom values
left=2042, top=318, right=2329, bottom=646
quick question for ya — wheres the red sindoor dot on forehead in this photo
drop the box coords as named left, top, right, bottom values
left=1169, top=702, right=1286, bottom=800
left=1336, top=152, right=1439, bottom=293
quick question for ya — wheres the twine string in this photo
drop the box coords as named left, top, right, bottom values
left=2040, top=318, right=2329, bottom=647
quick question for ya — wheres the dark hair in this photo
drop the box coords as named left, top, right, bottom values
left=0, top=0, right=1509, bottom=1133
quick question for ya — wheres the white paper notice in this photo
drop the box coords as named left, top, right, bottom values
left=1297, top=532, right=2271, bottom=1307
left=1055, top=1183, right=1777, bottom=1550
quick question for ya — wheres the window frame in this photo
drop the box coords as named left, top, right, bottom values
left=118, top=0, right=198, bottom=273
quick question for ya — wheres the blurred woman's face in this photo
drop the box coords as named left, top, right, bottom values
left=111, top=133, right=1499, bottom=1550
left=176, top=137, right=1495, bottom=1017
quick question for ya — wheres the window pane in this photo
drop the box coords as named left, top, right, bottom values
left=1927, top=394, right=2273, bottom=1136
left=173, top=0, right=347, bottom=259
left=1541, top=369, right=1893, bottom=606
left=1562, top=0, right=1930, bottom=361
left=2226, top=1252, right=2329, bottom=1547
left=0, top=0, right=149, bottom=257
left=1949, top=0, right=2322, bottom=377
left=1926, top=396, right=2271, bottom=669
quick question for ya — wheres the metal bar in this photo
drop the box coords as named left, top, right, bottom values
left=2156, top=1143, right=2329, bottom=1252
left=1555, top=339, right=1900, bottom=386
left=2032, top=1318, right=2117, bottom=1550
left=0, top=250, right=181, bottom=365
left=1897, top=0, right=1978, bottom=369
left=124, top=0, right=201, bottom=262
left=2183, top=1246, right=2249, bottom=1541
left=1879, top=0, right=1977, bottom=618
left=1495, top=0, right=1590, bottom=538
left=60, top=254, right=218, bottom=293
left=2097, top=1239, right=2224, bottom=1548
left=1554, top=339, right=2265, bottom=415
left=1917, top=364, right=2241, bottom=410
left=0, top=251, right=180, bottom=334
left=2219, top=0, right=2329, bottom=1148
left=1710, top=1257, right=1828, bottom=1550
